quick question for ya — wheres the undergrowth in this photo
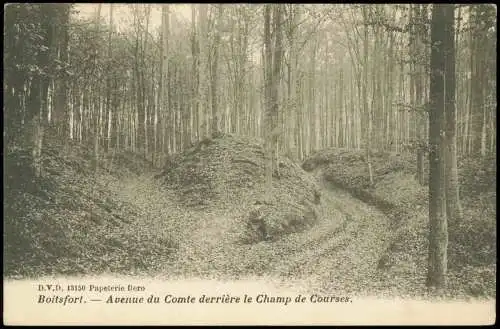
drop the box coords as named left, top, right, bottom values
left=303, top=148, right=496, bottom=298
left=4, top=135, right=176, bottom=278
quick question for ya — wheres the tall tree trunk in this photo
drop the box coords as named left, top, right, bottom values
left=387, top=31, right=395, bottom=151
left=106, top=4, right=114, bottom=154
left=308, top=39, right=317, bottom=154
left=263, top=5, right=273, bottom=195
left=271, top=4, right=283, bottom=171
left=414, top=4, right=427, bottom=185
left=362, top=7, right=374, bottom=186
left=198, top=4, right=209, bottom=139
left=160, top=4, right=169, bottom=162
left=26, top=76, right=44, bottom=178
left=191, top=6, right=199, bottom=142
left=93, top=3, right=102, bottom=170
left=285, top=5, right=299, bottom=161
left=427, top=3, right=450, bottom=291
left=211, top=5, right=223, bottom=136
left=143, top=5, right=151, bottom=160
left=54, top=4, right=71, bottom=140
left=263, top=5, right=283, bottom=193
left=27, top=5, right=56, bottom=177
left=443, top=4, right=463, bottom=228
left=470, top=6, right=484, bottom=157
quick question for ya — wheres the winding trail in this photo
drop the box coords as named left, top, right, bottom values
left=110, top=168, right=396, bottom=296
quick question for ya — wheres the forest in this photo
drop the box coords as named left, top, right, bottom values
left=3, top=4, right=497, bottom=299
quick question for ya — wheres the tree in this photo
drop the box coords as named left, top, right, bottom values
left=31, top=4, right=57, bottom=177
left=362, top=6, right=374, bottom=186
left=92, top=4, right=103, bottom=170
left=410, top=4, right=428, bottom=186
left=158, top=4, right=170, bottom=165
left=443, top=5, right=463, bottom=228
left=52, top=4, right=72, bottom=140
left=198, top=4, right=209, bottom=139
left=263, top=5, right=273, bottom=194
left=263, top=4, right=284, bottom=194
left=210, top=5, right=223, bottom=136
left=106, top=4, right=114, bottom=153
left=427, top=3, right=453, bottom=291
left=284, top=5, right=301, bottom=161
left=271, top=5, right=283, bottom=168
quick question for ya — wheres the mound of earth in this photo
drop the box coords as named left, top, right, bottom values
left=4, top=135, right=175, bottom=278
left=157, top=133, right=322, bottom=243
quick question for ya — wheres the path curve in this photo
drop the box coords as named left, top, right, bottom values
left=111, top=168, right=395, bottom=296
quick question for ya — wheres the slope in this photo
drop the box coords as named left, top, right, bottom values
left=4, top=134, right=176, bottom=278
left=303, top=148, right=496, bottom=298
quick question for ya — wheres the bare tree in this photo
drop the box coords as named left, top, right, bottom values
left=427, top=3, right=453, bottom=291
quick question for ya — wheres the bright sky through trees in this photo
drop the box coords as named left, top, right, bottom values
left=73, top=3, right=192, bottom=31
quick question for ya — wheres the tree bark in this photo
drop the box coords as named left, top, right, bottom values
left=271, top=4, right=283, bottom=171
left=415, top=4, right=427, bottom=185
left=443, top=4, right=463, bottom=228
left=427, top=4, right=449, bottom=291
left=93, top=4, right=102, bottom=169
left=263, top=5, right=283, bottom=193
left=198, top=4, right=209, bottom=139
left=362, top=7, right=374, bottom=186
left=264, top=5, right=273, bottom=194
left=106, top=4, right=114, bottom=154
left=53, top=4, right=71, bottom=140
left=191, top=6, right=199, bottom=142
left=160, top=4, right=169, bottom=162
left=211, top=5, right=223, bottom=136
left=470, top=6, right=484, bottom=157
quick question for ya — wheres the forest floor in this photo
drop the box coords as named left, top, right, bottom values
left=108, top=169, right=397, bottom=297
left=4, top=133, right=496, bottom=300
left=304, top=148, right=496, bottom=299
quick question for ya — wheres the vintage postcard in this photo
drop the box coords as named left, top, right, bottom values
left=3, top=3, right=496, bottom=325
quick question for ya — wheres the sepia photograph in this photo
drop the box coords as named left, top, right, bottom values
left=3, top=3, right=496, bottom=325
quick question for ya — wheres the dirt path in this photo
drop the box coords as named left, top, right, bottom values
left=109, top=172, right=244, bottom=278
left=111, top=168, right=395, bottom=296
left=229, top=169, right=396, bottom=296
